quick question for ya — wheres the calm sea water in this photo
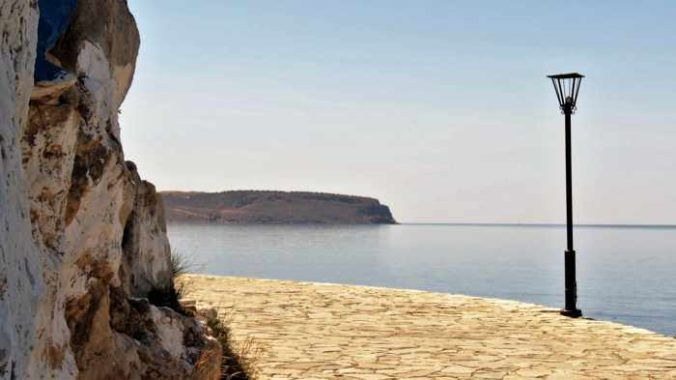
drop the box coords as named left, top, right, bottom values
left=168, top=223, right=675, bottom=336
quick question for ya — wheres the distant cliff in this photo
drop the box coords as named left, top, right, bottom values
left=161, top=191, right=397, bottom=224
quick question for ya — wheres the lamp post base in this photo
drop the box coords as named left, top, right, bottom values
left=562, top=249, right=581, bottom=318
left=560, top=308, right=582, bottom=318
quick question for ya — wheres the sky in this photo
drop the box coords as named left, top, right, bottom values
left=122, top=1, right=676, bottom=224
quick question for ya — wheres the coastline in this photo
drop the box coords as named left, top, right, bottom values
left=181, top=274, right=676, bottom=379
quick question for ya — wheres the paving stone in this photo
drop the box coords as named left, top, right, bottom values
left=181, top=275, right=676, bottom=379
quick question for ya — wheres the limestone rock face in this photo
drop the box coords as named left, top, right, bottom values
left=120, top=165, right=173, bottom=298
left=0, top=1, right=42, bottom=377
left=1, top=0, right=221, bottom=379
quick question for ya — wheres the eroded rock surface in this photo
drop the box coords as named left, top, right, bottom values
left=0, top=1, right=42, bottom=377
left=1, top=0, right=221, bottom=378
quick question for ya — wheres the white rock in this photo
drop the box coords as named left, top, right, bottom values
left=1, top=1, right=222, bottom=378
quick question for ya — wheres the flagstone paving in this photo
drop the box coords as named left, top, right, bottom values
left=181, top=275, right=676, bottom=379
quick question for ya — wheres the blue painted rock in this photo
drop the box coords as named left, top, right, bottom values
left=35, top=0, right=78, bottom=82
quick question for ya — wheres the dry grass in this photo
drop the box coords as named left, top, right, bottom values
left=148, top=254, right=256, bottom=378
left=168, top=253, right=258, bottom=380
left=202, top=307, right=260, bottom=379
left=235, top=336, right=262, bottom=377
left=170, top=249, right=192, bottom=277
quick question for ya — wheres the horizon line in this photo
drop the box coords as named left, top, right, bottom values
left=401, top=222, right=676, bottom=229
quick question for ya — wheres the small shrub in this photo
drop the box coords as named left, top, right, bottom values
left=150, top=252, right=255, bottom=379
left=147, top=250, right=194, bottom=316
left=170, top=249, right=192, bottom=277
left=201, top=308, right=257, bottom=380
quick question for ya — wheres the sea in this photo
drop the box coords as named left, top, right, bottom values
left=167, top=223, right=676, bottom=336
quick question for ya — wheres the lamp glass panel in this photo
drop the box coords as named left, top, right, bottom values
left=548, top=73, right=583, bottom=110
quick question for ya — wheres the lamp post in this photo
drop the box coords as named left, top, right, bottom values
left=547, top=72, right=584, bottom=318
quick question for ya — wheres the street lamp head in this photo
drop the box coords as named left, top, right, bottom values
left=547, top=72, right=584, bottom=114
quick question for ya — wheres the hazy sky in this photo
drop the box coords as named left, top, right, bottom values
left=122, top=1, right=676, bottom=224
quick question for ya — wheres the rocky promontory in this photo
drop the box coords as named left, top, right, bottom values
left=161, top=191, right=397, bottom=224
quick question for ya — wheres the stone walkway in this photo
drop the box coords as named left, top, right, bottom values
left=182, top=275, right=676, bottom=379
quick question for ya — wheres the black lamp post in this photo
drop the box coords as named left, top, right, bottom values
left=547, top=72, right=584, bottom=318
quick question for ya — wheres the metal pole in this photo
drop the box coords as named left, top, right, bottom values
left=562, top=108, right=581, bottom=317
left=565, top=110, right=574, bottom=251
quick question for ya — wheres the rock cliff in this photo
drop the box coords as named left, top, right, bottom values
left=162, top=191, right=397, bottom=224
left=1, top=1, right=220, bottom=378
